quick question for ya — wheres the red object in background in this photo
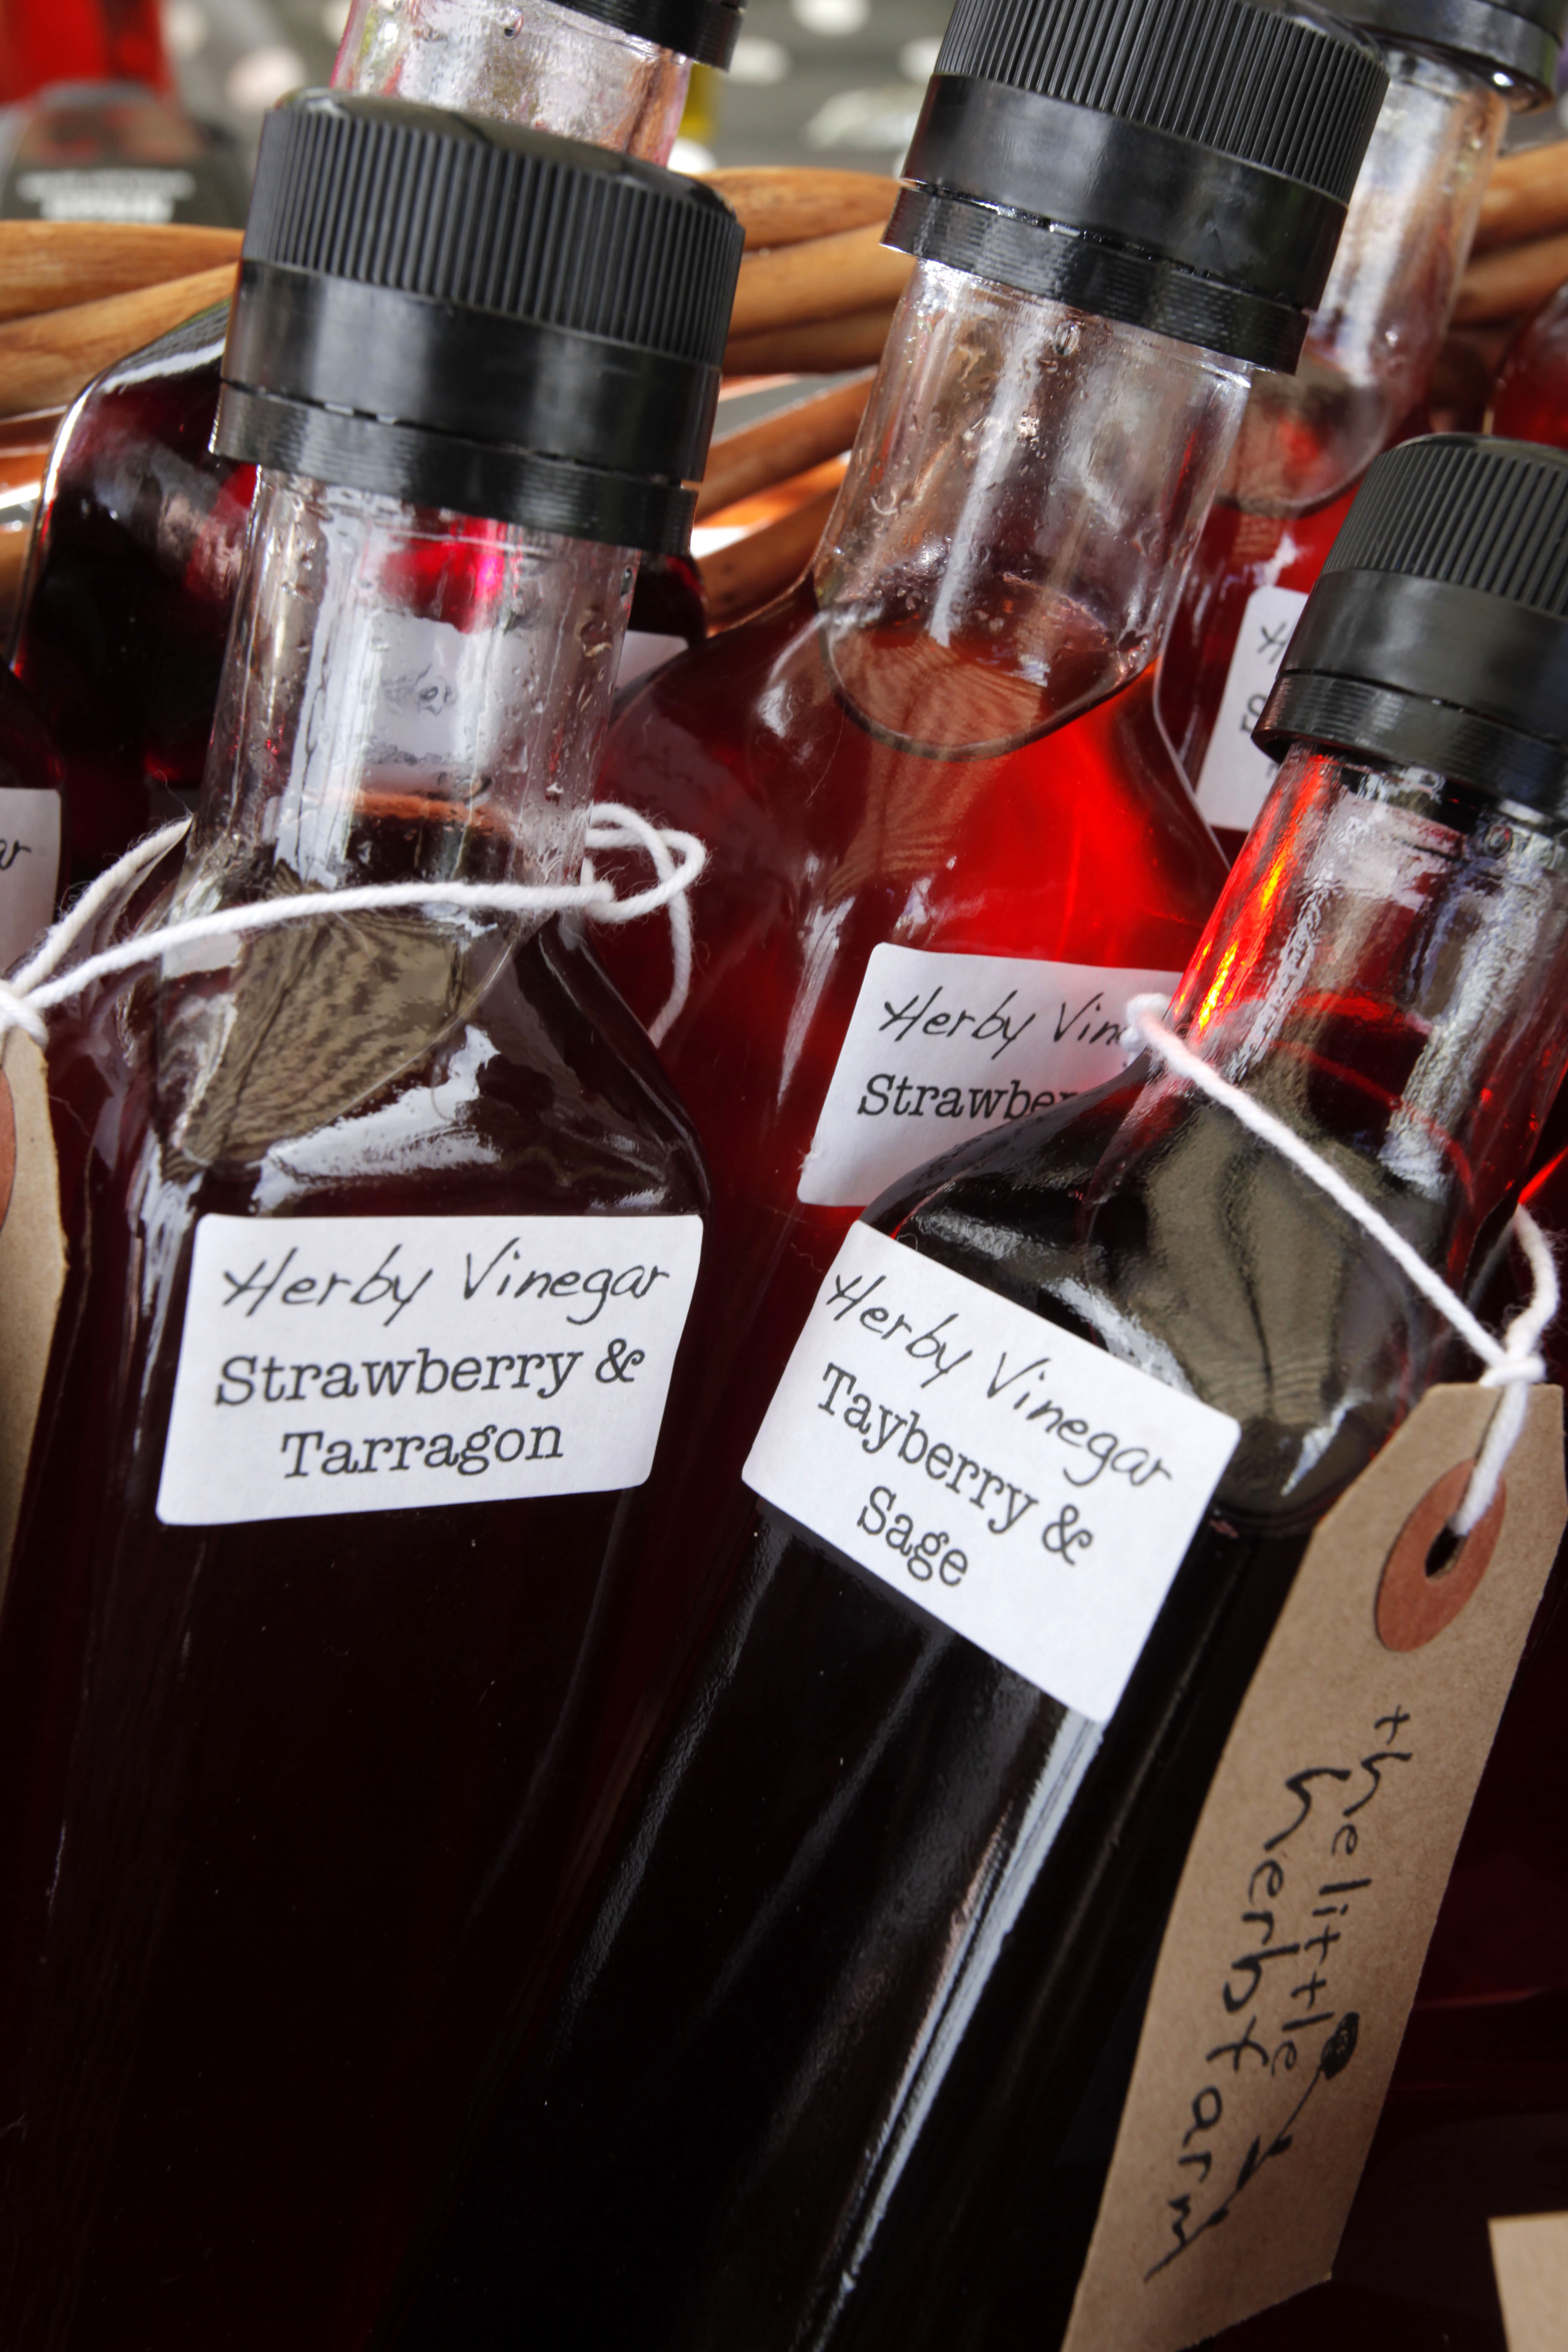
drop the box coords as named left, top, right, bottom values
left=1492, top=287, right=1568, bottom=447
left=0, top=0, right=171, bottom=101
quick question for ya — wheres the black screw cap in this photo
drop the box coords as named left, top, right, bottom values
left=560, top=0, right=745, bottom=70
left=887, top=0, right=1388, bottom=371
left=1338, top=0, right=1566, bottom=107
left=1257, top=434, right=1568, bottom=815
left=214, top=92, right=744, bottom=554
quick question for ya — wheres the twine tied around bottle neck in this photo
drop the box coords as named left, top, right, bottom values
left=0, top=800, right=704, bottom=1058
left=1125, top=993, right=1559, bottom=1540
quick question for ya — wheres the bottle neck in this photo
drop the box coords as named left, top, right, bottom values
left=178, top=471, right=632, bottom=913
left=811, top=260, right=1250, bottom=758
left=1166, top=746, right=1568, bottom=1279
left=333, top=0, right=691, bottom=161
left=1225, top=44, right=1508, bottom=513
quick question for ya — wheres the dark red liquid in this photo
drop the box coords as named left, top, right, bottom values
left=1491, top=295, right=1568, bottom=453
left=11, top=314, right=704, bottom=888
left=10, top=306, right=247, bottom=884
left=0, top=843, right=708, bottom=2348
left=388, top=994, right=1478, bottom=2352
left=588, top=576, right=1227, bottom=1721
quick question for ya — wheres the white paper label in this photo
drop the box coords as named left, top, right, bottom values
left=1193, top=585, right=1308, bottom=835
left=157, top=1213, right=703, bottom=1527
left=0, top=789, right=61, bottom=974
left=743, top=1225, right=1241, bottom=1722
left=797, top=945, right=1181, bottom=1210
left=616, top=630, right=688, bottom=691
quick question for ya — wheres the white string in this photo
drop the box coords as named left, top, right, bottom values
left=1126, top=992, right=1558, bottom=1538
left=582, top=801, right=703, bottom=1047
left=0, top=807, right=706, bottom=1055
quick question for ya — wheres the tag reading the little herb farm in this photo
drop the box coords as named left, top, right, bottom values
left=157, top=1213, right=703, bottom=1525
left=0, top=787, right=61, bottom=973
left=743, top=1223, right=1240, bottom=1722
left=0, top=1032, right=65, bottom=1597
left=1061, top=1382, right=1567, bottom=2352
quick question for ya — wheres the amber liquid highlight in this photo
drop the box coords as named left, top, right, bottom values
left=390, top=998, right=1473, bottom=2352
left=588, top=575, right=1226, bottom=1730
left=0, top=843, right=705, bottom=2349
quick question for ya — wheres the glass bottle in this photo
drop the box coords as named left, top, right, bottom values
left=0, top=96, right=740, bottom=2351
left=583, top=0, right=1387, bottom=1719
left=9, top=0, right=740, bottom=882
left=1492, top=281, right=1568, bottom=448
left=384, top=432, right=1568, bottom=2352
left=1157, top=0, right=1566, bottom=860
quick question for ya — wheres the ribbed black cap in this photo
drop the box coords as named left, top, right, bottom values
left=1338, top=0, right=1564, bottom=104
left=214, top=93, right=743, bottom=554
left=1257, top=436, right=1568, bottom=815
left=887, top=0, right=1388, bottom=370
left=559, top=0, right=744, bottom=68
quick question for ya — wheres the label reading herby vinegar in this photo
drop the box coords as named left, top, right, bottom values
left=744, top=1225, right=1240, bottom=1722
left=798, top=945, right=1181, bottom=1210
left=157, top=1214, right=702, bottom=1525
left=1192, top=585, right=1308, bottom=836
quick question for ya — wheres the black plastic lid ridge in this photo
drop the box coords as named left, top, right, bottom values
left=1335, top=0, right=1565, bottom=104
left=214, top=95, right=744, bottom=553
left=1256, top=434, right=1568, bottom=815
left=888, top=0, right=1387, bottom=370
left=549, top=0, right=745, bottom=70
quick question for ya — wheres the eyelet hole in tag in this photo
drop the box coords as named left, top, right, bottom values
left=1376, top=1462, right=1506, bottom=1653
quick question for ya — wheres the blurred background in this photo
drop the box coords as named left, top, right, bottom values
left=166, top=0, right=953, bottom=175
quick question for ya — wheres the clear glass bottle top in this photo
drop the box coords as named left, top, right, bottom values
left=812, top=260, right=1251, bottom=758
left=1223, top=45, right=1508, bottom=514
left=333, top=0, right=691, bottom=160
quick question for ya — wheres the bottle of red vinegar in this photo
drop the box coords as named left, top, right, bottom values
left=0, top=91, right=740, bottom=2351
left=1158, top=0, right=1567, bottom=861
left=385, top=433, right=1568, bottom=2352
left=585, top=0, right=1387, bottom=1700
left=8, top=0, right=742, bottom=884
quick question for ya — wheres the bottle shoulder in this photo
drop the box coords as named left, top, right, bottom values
left=44, top=909, right=706, bottom=1237
left=596, top=620, right=1226, bottom=1069
left=881, top=1075, right=1455, bottom=1531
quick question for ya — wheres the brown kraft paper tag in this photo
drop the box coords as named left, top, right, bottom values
left=0, top=1032, right=65, bottom=1596
left=1490, top=2212, right=1568, bottom=2351
left=1061, top=1382, right=1567, bottom=2352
